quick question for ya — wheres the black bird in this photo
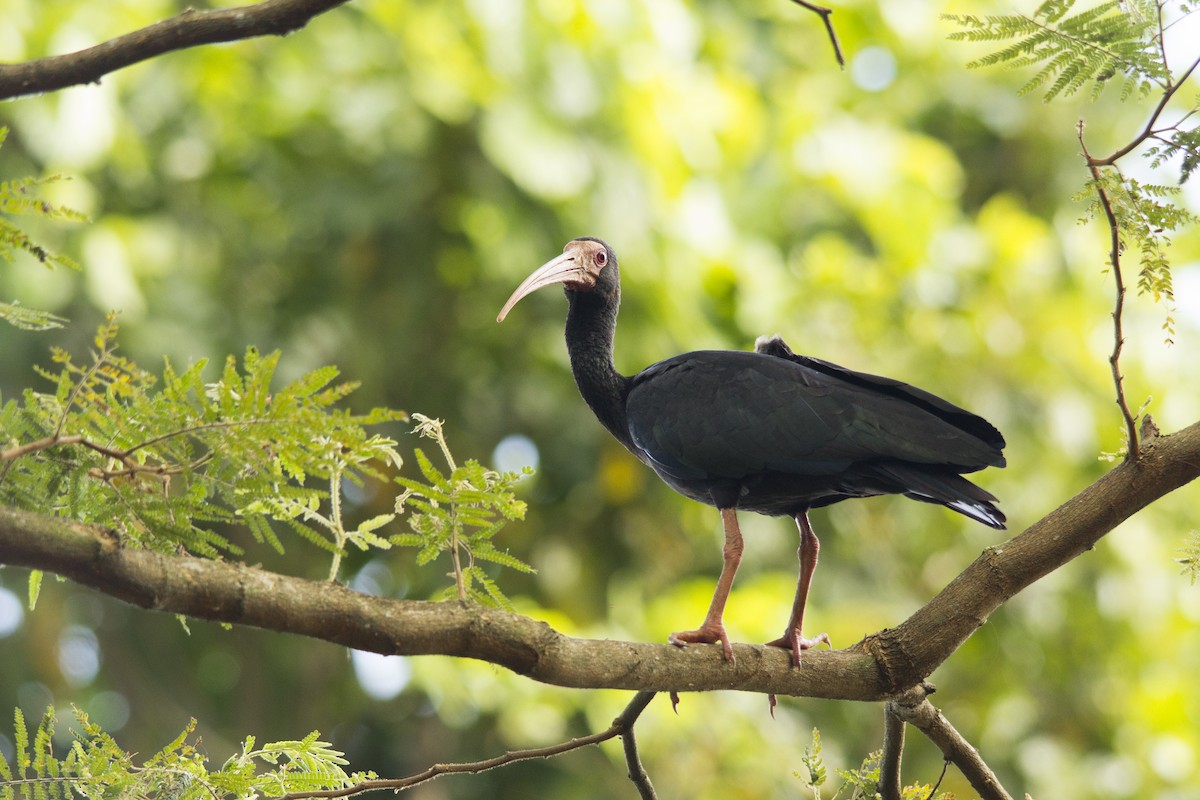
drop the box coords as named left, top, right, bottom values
left=498, top=237, right=1006, bottom=665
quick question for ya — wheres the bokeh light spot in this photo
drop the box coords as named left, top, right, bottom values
left=351, top=650, right=411, bottom=700
left=56, top=625, right=101, bottom=688
left=0, top=587, right=23, bottom=638
left=851, top=46, right=897, bottom=92
left=492, top=434, right=539, bottom=475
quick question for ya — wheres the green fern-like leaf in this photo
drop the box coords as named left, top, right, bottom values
left=1178, top=530, right=1200, bottom=584
left=945, top=0, right=1164, bottom=101
left=0, top=318, right=407, bottom=577
left=834, top=748, right=882, bottom=797
left=0, top=303, right=68, bottom=331
left=1146, top=123, right=1200, bottom=183
left=1075, top=173, right=1196, bottom=339
left=392, top=416, right=533, bottom=605
left=795, top=727, right=826, bottom=798
left=0, top=707, right=368, bottom=799
left=0, top=129, right=88, bottom=332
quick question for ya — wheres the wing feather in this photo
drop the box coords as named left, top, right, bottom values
left=626, top=350, right=1002, bottom=484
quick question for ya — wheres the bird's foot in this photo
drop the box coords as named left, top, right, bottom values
left=669, top=622, right=734, bottom=661
left=765, top=629, right=831, bottom=668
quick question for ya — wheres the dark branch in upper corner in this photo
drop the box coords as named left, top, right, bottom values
left=0, top=0, right=844, bottom=102
left=0, top=0, right=353, bottom=101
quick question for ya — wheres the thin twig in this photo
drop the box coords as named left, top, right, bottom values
left=788, top=0, right=845, bottom=67
left=925, top=758, right=949, bottom=800
left=880, top=702, right=905, bottom=800
left=1078, top=122, right=1140, bottom=458
left=280, top=692, right=659, bottom=799
left=1, top=434, right=88, bottom=462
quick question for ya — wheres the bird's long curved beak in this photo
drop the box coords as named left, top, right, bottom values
left=496, top=252, right=585, bottom=322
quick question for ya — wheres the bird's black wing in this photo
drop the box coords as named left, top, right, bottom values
left=755, top=334, right=1005, bottom=454
left=626, top=350, right=1004, bottom=485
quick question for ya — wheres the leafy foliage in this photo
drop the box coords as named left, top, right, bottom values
left=794, top=729, right=952, bottom=800
left=392, top=414, right=533, bottom=608
left=944, top=0, right=1166, bottom=101
left=0, top=706, right=369, bottom=799
left=950, top=0, right=1199, bottom=444
left=1178, top=530, right=1200, bottom=584
left=797, top=728, right=827, bottom=798
left=1146, top=119, right=1200, bottom=183
left=0, top=316, right=407, bottom=574
left=1075, top=173, right=1198, bottom=340
left=0, top=302, right=69, bottom=332
left=0, top=127, right=86, bottom=330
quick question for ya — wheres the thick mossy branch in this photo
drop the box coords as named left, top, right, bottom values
left=4, top=418, right=1199, bottom=699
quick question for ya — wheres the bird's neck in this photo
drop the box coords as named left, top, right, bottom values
left=565, top=289, right=632, bottom=446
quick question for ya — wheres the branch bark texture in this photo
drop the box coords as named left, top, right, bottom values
left=889, top=686, right=1014, bottom=800
left=2, top=418, right=1198, bottom=700
left=0, top=0, right=352, bottom=101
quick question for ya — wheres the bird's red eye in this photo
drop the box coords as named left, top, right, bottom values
left=596, top=251, right=608, bottom=266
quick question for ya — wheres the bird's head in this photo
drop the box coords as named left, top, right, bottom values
left=497, top=237, right=618, bottom=322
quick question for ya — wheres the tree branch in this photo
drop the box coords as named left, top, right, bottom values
left=3, top=418, right=1199, bottom=699
left=0, top=0, right=352, bottom=101
left=1078, top=122, right=1140, bottom=458
left=888, top=686, right=1012, bottom=800
left=879, top=702, right=905, bottom=800
left=788, top=0, right=845, bottom=68
left=279, top=691, right=658, bottom=799
left=862, top=416, right=1199, bottom=690
left=621, top=692, right=660, bottom=800
left=1092, top=52, right=1200, bottom=167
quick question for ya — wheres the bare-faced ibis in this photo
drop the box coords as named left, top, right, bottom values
left=498, top=237, right=1006, bottom=665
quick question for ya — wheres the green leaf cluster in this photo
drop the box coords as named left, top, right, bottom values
left=945, top=0, right=1166, bottom=101
left=949, top=2, right=1200, bottom=341
left=793, top=728, right=952, bottom=800
left=0, top=706, right=369, bottom=799
left=1178, top=530, right=1200, bottom=584
left=392, top=414, right=533, bottom=608
left=797, top=728, right=827, bottom=798
left=1075, top=174, right=1198, bottom=338
left=1147, top=123, right=1200, bottom=184
left=0, top=316, right=407, bottom=574
left=0, top=127, right=86, bottom=331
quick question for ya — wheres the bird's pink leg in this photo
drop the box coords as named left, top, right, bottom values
left=766, top=512, right=830, bottom=667
left=669, top=507, right=743, bottom=661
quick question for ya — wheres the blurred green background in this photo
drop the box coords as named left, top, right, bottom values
left=2, top=0, right=1199, bottom=797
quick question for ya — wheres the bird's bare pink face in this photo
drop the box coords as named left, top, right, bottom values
left=496, top=239, right=609, bottom=322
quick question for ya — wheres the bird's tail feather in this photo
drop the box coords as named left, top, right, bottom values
left=871, top=463, right=1006, bottom=530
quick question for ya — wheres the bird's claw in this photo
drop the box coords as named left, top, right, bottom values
left=765, top=629, right=831, bottom=668
left=669, top=623, right=734, bottom=661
